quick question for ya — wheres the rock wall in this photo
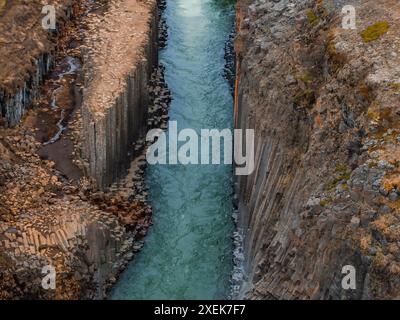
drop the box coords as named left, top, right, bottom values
left=81, top=0, right=158, bottom=189
left=235, top=0, right=400, bottom=299
left=0, top=54, right=53, bottom=127
left=0, top=2, right=76, bottom=127
left=82, top=57, right=155, bottom=188
left=0, top=0, right=158, bottom=300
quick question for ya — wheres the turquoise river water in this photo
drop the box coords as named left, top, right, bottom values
left=111, top=0, right=235, bottom=300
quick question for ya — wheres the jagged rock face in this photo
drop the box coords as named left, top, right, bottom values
left=235, top=0, right=400, bottom=299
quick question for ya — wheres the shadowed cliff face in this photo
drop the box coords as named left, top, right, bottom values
left=235, top=0, right=400, bottom=299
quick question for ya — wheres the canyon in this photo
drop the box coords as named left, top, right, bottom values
left=1, top=0, right=399, bottom=300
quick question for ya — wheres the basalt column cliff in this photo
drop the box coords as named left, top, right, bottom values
left=0, top=0, right=159, bottom=299
left=235, top=0, right=400, bottom=299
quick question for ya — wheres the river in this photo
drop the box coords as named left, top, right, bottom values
left=111, top=0, right=235, bottom=300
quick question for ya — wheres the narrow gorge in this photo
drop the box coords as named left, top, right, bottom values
left=0, top=0, right=399, bottom=301
left=111, top=0, right=235, bottom=300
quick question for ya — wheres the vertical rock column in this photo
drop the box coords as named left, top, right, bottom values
left=82, top=3, right=158, bottom=189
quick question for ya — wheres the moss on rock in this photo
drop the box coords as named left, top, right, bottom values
left=361, top=21, right=390, bottom=43
left=307, top=10, right=319, bottom=27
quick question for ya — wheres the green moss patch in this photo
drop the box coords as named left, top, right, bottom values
left=388, top=82, right=400, bottom=93
left=297, top=73, right=313, bottom=85
left=307, top=10, right=320, bottom=26
left=326, top=165, right=352, bottom=191
left=320, top=197, right=333, bottom=207
left=361, top=21, right=390, bottom=43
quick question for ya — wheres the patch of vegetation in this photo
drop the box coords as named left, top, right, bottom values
left=293, top=89, right=316, bottom=109
left=320, top=197, right=333, bottom=207
left=341, top=171, right=352, bottom=181
left=368, top=161, right=378, bottom=168
left=368, top=106, right=398, bottom=136
left=388, top=82, right=400, bottom=93
left=382, top=174, right=400, bottom=193
left=326, top=165, right=352, bottom=191
left=335, top=163, right=348, bottom=173
left=361, top=21, right=390, bottom=43
left=297, top=73, right=313, bottom=85
left=307, top=10, right=320, bottom=26
left=325, top=180, right=337, bottom=191
left=372, top=213, right=399, bottom=242
left=367, top=108, right=380, bottom=122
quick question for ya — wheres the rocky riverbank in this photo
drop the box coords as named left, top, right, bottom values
left=235, top=0, right=400, bottom=299
left=0, top=0, right=166, bottom=299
